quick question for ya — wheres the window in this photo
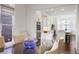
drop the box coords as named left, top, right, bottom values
left=57, top=15, right=76, bottom=32
left=0, top=5, right=14, bottom=42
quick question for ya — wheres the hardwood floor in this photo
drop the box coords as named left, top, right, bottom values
left=53, top=36, right=76, bottom=54
left=58, top=39, right=71, bottom=54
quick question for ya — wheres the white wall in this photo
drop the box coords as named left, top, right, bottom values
left=14, top=5, right=27, bottom=34
left=76, top=5, right=79, bottom=53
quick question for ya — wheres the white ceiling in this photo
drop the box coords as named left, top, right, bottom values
left=45, top=5, right=77, bottom=15
left=24, top=4, right=77, bottom=15
left=25, top=4, right=68, bottom=10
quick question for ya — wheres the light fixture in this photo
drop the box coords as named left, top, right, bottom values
left=43, top=26, right=50, bottom=33
left=42, top=15, right=50, bottom=33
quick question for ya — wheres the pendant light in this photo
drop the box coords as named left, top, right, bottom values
left=43, top=16, right=49, bottom=33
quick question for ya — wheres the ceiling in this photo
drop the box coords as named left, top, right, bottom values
left=24, top=4, right=76, bottom=15
left=25, top=4, right=68, bottom=10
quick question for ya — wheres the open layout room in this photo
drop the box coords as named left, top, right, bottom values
left=0, top=4, right=79, bottom=54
